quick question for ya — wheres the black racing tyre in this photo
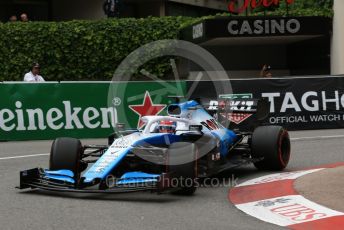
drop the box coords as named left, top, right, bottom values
left=167, top=142, right=198, bottom=195
left=251, top=126, right=291, bottom=171
left=49, top=137, right=84, bottom=180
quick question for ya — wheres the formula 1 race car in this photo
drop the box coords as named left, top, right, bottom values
left=18, top=98, right=291, bottom=195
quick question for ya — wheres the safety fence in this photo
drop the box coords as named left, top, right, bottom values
left=0, top=76, right=343, bottom=141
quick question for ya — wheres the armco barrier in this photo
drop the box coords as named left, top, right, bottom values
left=187, top=76, right=344, bottom=131
left=0, top=81, right=186, bottom=141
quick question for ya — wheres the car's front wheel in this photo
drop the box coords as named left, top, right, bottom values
left=49, top=137, right=86, bottom=180
left=167, top=142, right=198, bottom=195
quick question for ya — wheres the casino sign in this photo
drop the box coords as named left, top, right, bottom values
left=181, top=16, right=332, bottom=42
left=227, top=0, right=295, bottom=14
left=227, top=18, right=300, bottom=35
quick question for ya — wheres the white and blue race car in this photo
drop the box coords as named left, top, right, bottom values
left=18, top=98, right=291, bottom=195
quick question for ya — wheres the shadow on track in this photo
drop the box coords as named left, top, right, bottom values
left=16, top=165, right=281, bottom=202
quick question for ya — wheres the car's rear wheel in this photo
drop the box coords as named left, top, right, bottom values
left=251, top=126, right=291, bottom=171
left=167, top=142, right=198, bottom=195
left=49, top=137, right=86, bottom=180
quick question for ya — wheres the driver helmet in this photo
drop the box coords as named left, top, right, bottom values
left=158, top=120, right=176, bottom=133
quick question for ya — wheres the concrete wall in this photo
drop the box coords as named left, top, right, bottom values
left=188, top=70, right=291, bottom=80
left=52, top=0, right=106, bottom=21
left=331, top=0, right=344, bottom=75
left=136, top=1, right=164, bottom=17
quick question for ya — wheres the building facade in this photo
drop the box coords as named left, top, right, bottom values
left=0, top=0, right=106, bottom=21
left=332, top=0, right=344, bottom=75
left=0, top=0, right=343, bottom=76
left=0, top=0, right=228, bottom=21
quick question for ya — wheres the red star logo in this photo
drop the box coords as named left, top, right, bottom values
left=129, top=91, right=166, bottom=129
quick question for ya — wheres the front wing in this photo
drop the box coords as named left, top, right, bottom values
left=17, top=168, right=172, bottom=194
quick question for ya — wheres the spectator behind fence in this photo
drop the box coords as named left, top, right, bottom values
left=260, top=64, right=272, bottom=78
left=20, top=13, right=29, bottom=22
left=9, top=15, right=17, bottom=22
left=24, top=63, right=45, bottom=82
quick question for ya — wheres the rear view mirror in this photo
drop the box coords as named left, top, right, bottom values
left=115, top=123, right=125, bottom=131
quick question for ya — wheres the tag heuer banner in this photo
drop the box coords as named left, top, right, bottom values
left=187, top=76, right=344, bottom=131
left=0, top=82, right=186, bottom=141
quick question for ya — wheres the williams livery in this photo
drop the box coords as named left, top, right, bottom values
left=18, top=98, right=291, bottom=195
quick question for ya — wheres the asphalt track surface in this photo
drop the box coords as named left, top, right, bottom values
left=1, top=129, right=344, bottom=230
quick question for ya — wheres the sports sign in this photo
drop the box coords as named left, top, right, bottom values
left=129, top=91, right=166, bottom=129
left=0, top=82, right=186, bottom=141
left=1, top=76, right=343, bottom=141
left=227, top=18, right=300, bottom=35
left=187, top=76, right=344, bottom=131
left=180, top=16, right=331, bottom=41
left=227, top=0, right=295, bottom=14
left=219, top=94, right=254, bottom=125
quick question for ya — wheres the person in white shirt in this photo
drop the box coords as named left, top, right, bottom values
left=23, top=62, right=45, bottom=82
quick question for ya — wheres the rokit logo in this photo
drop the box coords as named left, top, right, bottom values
left=208, top=94, right=254, bottom=125
left=227, top=100, right=255, bottom=112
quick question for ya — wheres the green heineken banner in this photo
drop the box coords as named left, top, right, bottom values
left=0, top=82, right=186, bottom=141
